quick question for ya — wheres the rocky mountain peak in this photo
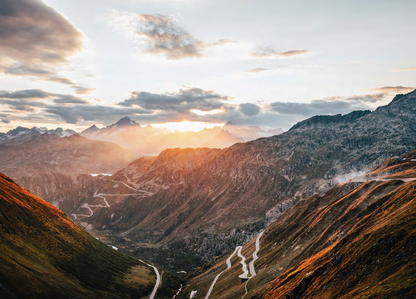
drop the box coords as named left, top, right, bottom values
left=290, top=110, right=371, bottom=131
left=107, top=117, right=140, bottom=129
left=81, top=124, right=100, bottom=135
left=6, top=126, right=30, bottom=137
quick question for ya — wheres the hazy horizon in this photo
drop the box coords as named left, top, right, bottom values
left=1, top=0, right=416, bottom=132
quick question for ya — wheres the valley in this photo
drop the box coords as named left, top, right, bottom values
left=1, top=0, right=415, bottom=297
left=1, top=90, right=416, bottom=298
left=14, top=89, right=415, bottom=273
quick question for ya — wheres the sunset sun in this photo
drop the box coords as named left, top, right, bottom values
left=152, top=121, right=225, bottom=133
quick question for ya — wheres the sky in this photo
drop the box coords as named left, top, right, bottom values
left=0, top=0, right=416, bottom=132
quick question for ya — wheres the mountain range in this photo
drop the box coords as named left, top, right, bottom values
left=0, top=117, right=283, bottom=156
left=1, top=90, right=416, bottom=298
left=79, top=118, right=282, bottom=155
left=1, top=90, right=414, bottom=272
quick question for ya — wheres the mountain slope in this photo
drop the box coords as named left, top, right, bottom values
left=66, top=90, right=416, bottom=268
left=0, top=134, right=137, bottom=213
left=179, top=151, right=416, bottom=299
left=0, top=172, right=156, bottom=299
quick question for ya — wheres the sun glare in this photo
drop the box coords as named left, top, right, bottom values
left=152, top=121, right=224, bottom=132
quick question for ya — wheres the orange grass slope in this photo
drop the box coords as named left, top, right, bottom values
left=261, top=180, right=416, bottom=298
left=179, top=153, right=416, bottom=299
left=0, top=172, right=155, bottom=299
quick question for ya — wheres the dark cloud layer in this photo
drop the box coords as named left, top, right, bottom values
left=118, top=87, right=231, bottom=112
left=269, top=93, right=391, bottom=117
left=239, top=103, right=260, bottom=116
left=0, top=0, right=93, bottom=93
left=1, top=86, right=414, bottom=130
left=0, top=89, right=89, bottom=112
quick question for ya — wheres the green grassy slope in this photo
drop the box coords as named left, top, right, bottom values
left=0, top=172, right=155, bottom=299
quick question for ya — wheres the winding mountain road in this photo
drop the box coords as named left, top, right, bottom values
left=108, top=179, right=154, bottom=196
left=237, top=246, right=249, bottom=279
left=248, top=231, right=264, bottom=277
left=204, top=247, right=240, bottom=299
left=139, top=259, right=161, bottom=299
left=242, top=231, right=264, bottom=299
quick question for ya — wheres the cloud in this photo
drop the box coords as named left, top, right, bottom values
left=239, top=103, right=260, bottom=116
left=0, top=100, right=45, bottom=112
left=395, top=67, right=416, bottom=71
left=367, top=86, right=415, bottom=93
left=253, top=47, right=310, bottom=58
left=0, top=89, right=50, bottom=99
left=0, top=0, right=93, bottom=93
left=44, top=105, right=152, bottom=124
left=0, top=89, right=90, bottom=112
left=74, top=86, right=97, bottom=95
left=107, top=10, right=231, bottom=59
left=268, top=92, right=391, bottom=117
left=118, top=87, right=231, bottom=112
left=249, top=68, right=271, bottom=73
left=0, top=86, right=409, bottom=130
left=53, top=95, right=89, bottom=105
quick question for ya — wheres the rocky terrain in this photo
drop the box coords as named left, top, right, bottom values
left=0, top=126, right=76, bottom=145
left=34, top=90, right=416, bottom=271
left=179, top=150, right=416, bottom=298
left=2, top=90, right=416, bottom=275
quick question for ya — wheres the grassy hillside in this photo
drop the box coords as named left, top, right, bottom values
left=0, top=172, right=155, bottom=299
left=179, top=151, right=416, bottom=299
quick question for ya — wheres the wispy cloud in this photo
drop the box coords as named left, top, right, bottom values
left=248, top=68, right=271, bottom=73
left=395, top=67, right=416, bottom=71
left=107, top=10, right=231, bottom=59
left=269, top=92, right=391, bottom=117
left=0, top=0, right=94, bottom=94
left=253, top=47, right=310, bottom=58
left=367, top=86, right=415, bottom=93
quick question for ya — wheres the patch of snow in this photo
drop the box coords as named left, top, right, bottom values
left=61, top=130, right=73, bottom=137
left=6, top=130, right=27, bottom=139
left=190, top=290, right=198, bottom=299
left=110, top=245, right=118, bottom=250
left=90, top=173, right=112, bottom=177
